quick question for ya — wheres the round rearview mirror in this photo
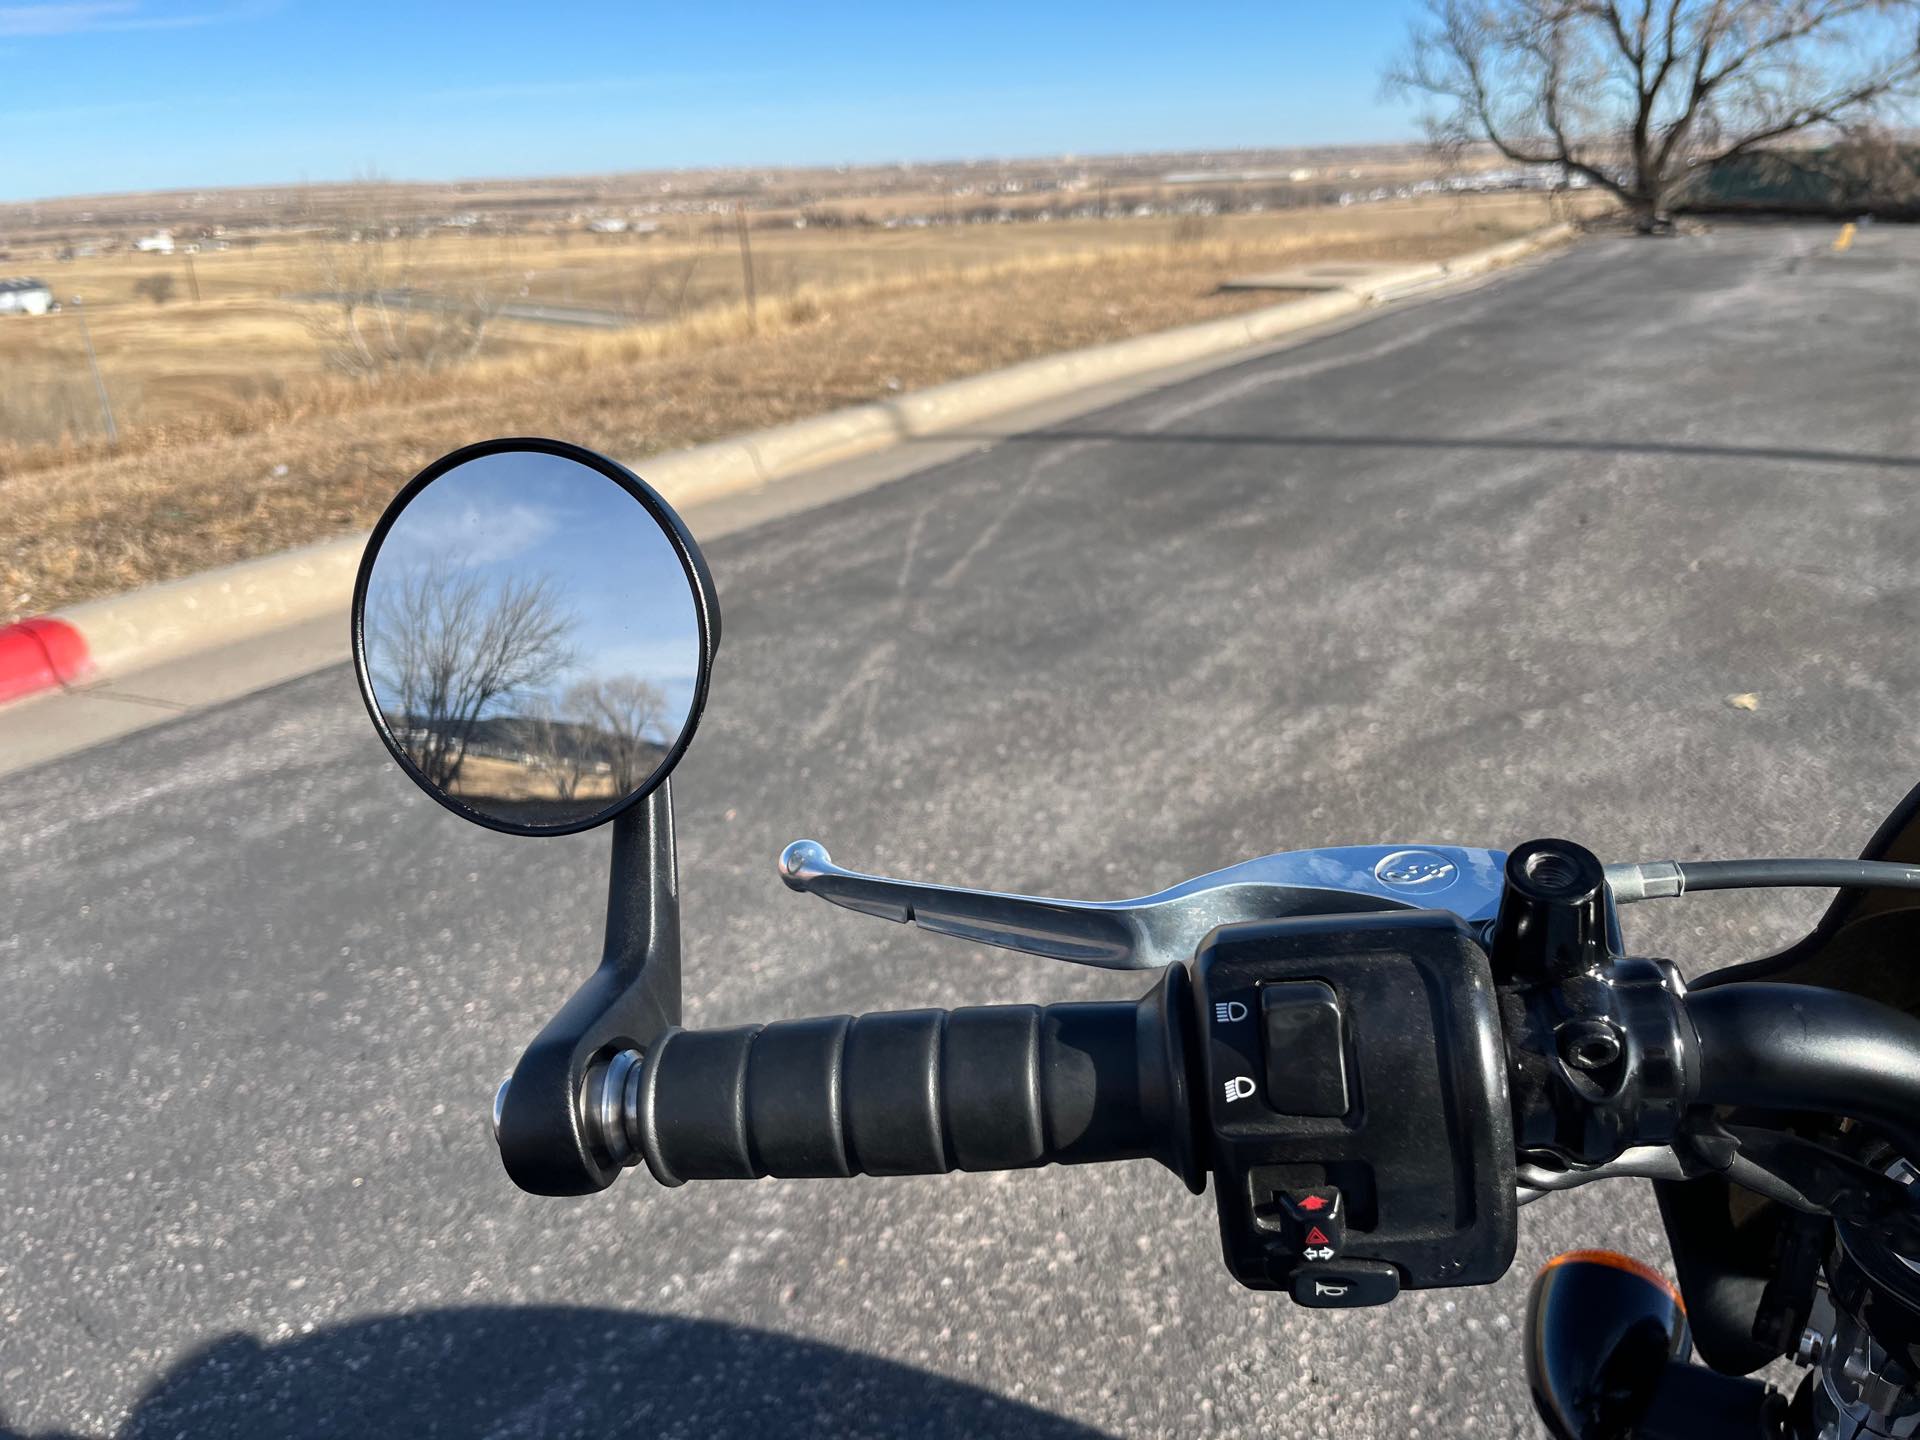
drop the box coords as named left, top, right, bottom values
left=352, top=438, right=719, bottom=836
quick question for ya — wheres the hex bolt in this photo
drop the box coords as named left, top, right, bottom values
left=1557, top=1020, right=1623, bottom=1072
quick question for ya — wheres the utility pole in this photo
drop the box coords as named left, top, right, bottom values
left=71, top=296, right=117, bottom=447
left=734, top=202, right=757, bottom=332
left=182, top=247, right=201, bottom=303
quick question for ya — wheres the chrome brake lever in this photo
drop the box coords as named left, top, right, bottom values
left=778, top=840, right=1508, bottom=971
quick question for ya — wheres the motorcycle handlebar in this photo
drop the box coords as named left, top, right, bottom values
left=626, top=978, right=1920, bottom=1199
left=1686, top=983, right=1920, bottom=1161
left=630, top=988, right=1200, bottom=1188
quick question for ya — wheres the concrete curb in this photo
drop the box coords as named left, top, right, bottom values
left=0, top=220, right=1578, bottom=706
left=1442, top=222, right=1575, bottom=278
left=64, top=535, right=364, bottom=678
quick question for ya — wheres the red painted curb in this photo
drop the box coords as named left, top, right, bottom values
left=0, top=618, right=92, bottom=704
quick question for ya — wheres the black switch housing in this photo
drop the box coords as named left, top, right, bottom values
left=1191, top=909, right=1516, bottom=1297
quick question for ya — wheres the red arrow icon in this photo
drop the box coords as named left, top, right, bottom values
left=1298, top=1194, right=1328, bottom=1212
left=1305, top=1226, right=1331, bottom=1246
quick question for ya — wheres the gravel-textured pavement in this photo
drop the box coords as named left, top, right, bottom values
left=4, top=219, right=1919, bottom=1438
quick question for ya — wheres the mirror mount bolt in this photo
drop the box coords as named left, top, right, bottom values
left=1491, top=839, right=1610, bottom=985
left=496, top=1050, right=646, bottom=1173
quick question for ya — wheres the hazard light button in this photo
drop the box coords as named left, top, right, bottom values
left=1279, top=1187, right=1344, bottom=1257
left=1274, top=1190, right=1351, bottom=1259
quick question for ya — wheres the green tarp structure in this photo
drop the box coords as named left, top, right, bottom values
left=1679, top=146, right=1920, bottom=218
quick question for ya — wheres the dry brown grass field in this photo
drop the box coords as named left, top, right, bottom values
left=446, top=755, right=622, bottom=804
left=0, top=190, right=1604, bottom=620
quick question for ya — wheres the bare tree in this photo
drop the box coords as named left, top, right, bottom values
left=563, top=675, right=670, bottom=794
left=1828, top=121, right=1920, bottom=206
left=515, top=696, right=587, bottom=801
left=369, top=561, right=577, bottom=791
left=1390, top=1, right=1920, bottom=229
left=300, top=179, right=404, bottom=378
left=301, top=178, right=502, bottom=380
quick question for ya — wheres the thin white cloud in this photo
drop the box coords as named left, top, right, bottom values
left=0, top=0, right=274, bottom=38
left=588, top=637, right=700, bottom=689
left=427, top=77, right=650, bottom=105
left=390, top=499, right=563, bottom=568
left=0, top=82, right=322, bottom=128
left=0, top=97, right=157, bottom=125
left=423, top=72, right=767, bottom=105
left=0, top=2, right=133, bottom=36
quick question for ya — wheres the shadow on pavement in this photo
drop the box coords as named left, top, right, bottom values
left=0, top=1305, right=1111, bottom=1440
left=988, top=428, right=1920, bottom=470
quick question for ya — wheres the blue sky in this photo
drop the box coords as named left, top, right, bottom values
left=367, top=448, right=703, bottom=733
left=1, top=1, right=1429, bottom=201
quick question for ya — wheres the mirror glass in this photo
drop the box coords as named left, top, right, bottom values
left=359, top=447, right=704, bottom=832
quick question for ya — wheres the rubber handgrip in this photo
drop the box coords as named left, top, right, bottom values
left=632, top=1000, right=1176, bottom=1186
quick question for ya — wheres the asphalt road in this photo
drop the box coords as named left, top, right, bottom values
left=292, top=290, right=634, bottom=328
left=6, top=219, right=1920, bottom=1439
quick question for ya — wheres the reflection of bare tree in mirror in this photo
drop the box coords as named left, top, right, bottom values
left=370, top=560, right=577, bottom=792
left=563, top=675, right=671, bottom=794
left=513, top=696, right=587, bottom=802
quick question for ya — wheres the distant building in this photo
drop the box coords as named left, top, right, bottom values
left=0, top=277, right=54, bottom=316
left=134, top=230, right=175, bottom=254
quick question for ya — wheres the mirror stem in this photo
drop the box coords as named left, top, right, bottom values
left=604, top=780, right=683, bottom=1024
left=496, top=782, right=683, bottom=1195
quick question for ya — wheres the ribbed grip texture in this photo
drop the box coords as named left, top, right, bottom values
left=633, top=1002, right=1164, bottom=1185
